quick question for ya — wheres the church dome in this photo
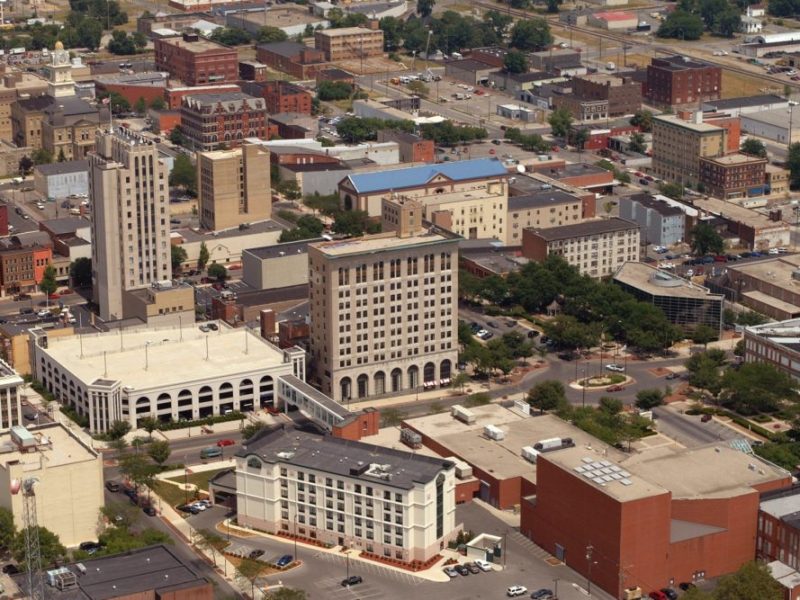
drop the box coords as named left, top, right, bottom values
left=54, top=40, right=64, bottom=50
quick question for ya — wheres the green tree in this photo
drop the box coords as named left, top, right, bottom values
left=690, top=222, right=724, bottom=256
left=630, top=109, right=654, bottom=132
left=527, top=380, right=567, bottom=413
left=657, top=10, right=704, bottom=40
left=685, top=350, right=725, bottom=396
left=169, top=154, right=196, bottom=195
left=483, top=10, right=512, bottom=40
left=256, top=26, right=288, bottom=44
left=501, top=330, right=533, bottom=360
left=169, top=127, right=185, bottom=147
left=207, top=263, right=228, bottom=282
left=788, top=142, right=800, bottom=189
left=333, top=210, right=374, bottom=236
left=544, top=314, right=600, bottom=351
left=197, top=242, right=209, bottom=270
left=714, top=7, right=741, bottom=37
left=139, top=416, right=159, bottom=438
left=12, top=526, right=66, bottom=567
left=0, top=507, right=15, bottom=550
left=107, top=30, right=137, bottom=55
left=150, top=96, right=166, bottom=110
left=277, top=180, right=302, bottom=201
left=147, top=440, right=171, bottom=468
left=503, top=50, right=528, bottom=74
left=548, top=106, right=573, bottom=139
left=18, top=155, right=33, bottom=175
left=242, top=420, right=266, bottom=440
left=39, top=265, right=58, bottom=297
left=196, top=528, right=228, bottom=567
left=464, top=392, right=492, bottom=407
left=265, top=588, right=308, bottom=600
left=691, top=323, right=718, bottom=346
left=76, top=17, right=102, bottom=50
left=721, top=362, right=799, bottom=414
left=659, top=181, right=684, bottom=200
left=628, top=132, right=647, bottom=154
left=69, top=257, right=92, bottom=287
left=714, top=561, right=782, bottom=600
left=171, top=245, right=188, bottom=272
left=108, top=419, right=132, bottom=440
left=317, top=81, right=354, bottom=101
left=570, top=127, right=590, bottom=151
left=101, top=500, right=140, bottom=531
left=510, top=18, right=553, bottom=51
left=31, top=148, right=54, bottom=165
left=635, top=388, right=664, bottom=410
left=381, top=408, right=406, bottom=426
left=210, top=27, right=252, bottom=46
left=737, top=310, right=769, bottom=326
left=134, top=96, right=147, bottom=116
left=451, top=371, right=470, bottom=392
left=546, top=0, right=562, bottom=12
left=741, top=138, right=767, bottom=158
left=107, top=92, right=130, bottom=115
left=417, top=0, right=435, bottom=17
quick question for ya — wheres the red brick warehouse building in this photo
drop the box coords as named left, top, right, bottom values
left=241, top=80, right=313, bottom=114
left=522, top=444, right=791, bottom=598
left=155, top=32, right=238, bottom=86
left=645, top=55, right=722, bottom=108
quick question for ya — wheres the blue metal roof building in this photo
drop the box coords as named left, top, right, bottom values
left=343, top=158, right=509, bottom=194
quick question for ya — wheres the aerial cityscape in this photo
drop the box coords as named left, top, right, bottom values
left=0, top=0, right=799, bottom=598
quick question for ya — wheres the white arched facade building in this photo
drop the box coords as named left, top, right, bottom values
left=30, top=323, right=306, bottom=434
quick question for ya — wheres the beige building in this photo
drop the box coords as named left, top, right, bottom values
left=651, top=113, right=728, bottom=186
left=197, top=142, right=271, bottom=231
left=0, top=359, right=23, bottom=431
left=0, top=423, right=104, bottom=547
left=122, top=281, right=196, bottom=327
left=90, top=129, right=171, bottom=321
left=309, top=198, right=459, bottom=402
left=507, top=190, right=585, bottom=245
left=235, top=427, right=458, bottom=564
left=338, top=158, right=510, bottom=243
left=522, top=217, right=640, bottom=279
left=314, top=27, right=384, bottom=62
left=242, top=239, right=317, bottom=290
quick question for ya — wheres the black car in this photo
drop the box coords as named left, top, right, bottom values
left=487, top=321, right=499, bottom=329
left=178, top=504, right=200, bottom=515
left=661, top=588, right=678, bottom=600
left=248, top=549, right=265, bottom=560
left=2, top=564, right=20, bottom=575
left=527, top=330, right=540, bottom=338
left=341, top=575, right=363, bottom=586
left=79, top=542, right=103, bottom=555
left=207, top=323, right=219, bottom=331
left=143, top=506, right=157, bottom=516
left=455, top=564, right=470, bottom=576
left=665, top=372, right=680, bottom=380
left=105, top=481, right=120, bottom=492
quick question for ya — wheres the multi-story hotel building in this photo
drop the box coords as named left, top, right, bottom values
left=521, top=217, right=640, bottom=279
left=308, top=198, right=459, bottom=402
left=646, top=55, right=722, bottom=108
left=89, top=129, right=171, bottom=321
left=314, top=27, right=384, bottom=62
left=235, top=427, right=457, bottom=564
left=180, top=92, right=269, bottom=152
left=651, top=113, right=728, bottom=187
left=197, top=142, right=271, bottom=231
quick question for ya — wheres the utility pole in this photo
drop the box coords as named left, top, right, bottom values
left=586, top=544, right=594, bottom=597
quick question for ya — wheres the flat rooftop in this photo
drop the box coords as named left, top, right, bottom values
left=317, top=26, right=380, bottom=37
left=159, top=35, right=233, bottom=53
left=404, top=404, right=619, bottom=482
left=742, top=107, right=794, bottom=128
left=700, top=152, right=766, bottom=165
left=239, top=426, right=453, bottom=490
left=174, top=218, right=284, bottom=242
left=543, top=442, right=789, bottom=502
left=691, top=196, right=787, bottom=229
left=626, top=193, right=684, bottom=217
left=238, top=4, right=318, bottom=26
left=48, top=545, right=208, bottom=600
left=613, top=262, right=724, bottom=301
left=0, top=423, right=97, bottom=469
left=309, top=228, right=456, bottom=258
left=508, top=190, right=581, bottom=211
left=654, top=114, right=724, bottom=133
left=462, top=252, right=527, bottom=275
left=244, top=239, right=321, bottom=260
left=527, top=217, right=638, bottom=241
left=704, top=94, right=787, bottom=109
left=41, top=324, right=289, bottom=390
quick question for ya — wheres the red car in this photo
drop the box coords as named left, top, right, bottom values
left=606, top=384, right=624, bottom=392
left=216, top=439, right=235, bottom=447
left=48, top=293, right=60, bottom=300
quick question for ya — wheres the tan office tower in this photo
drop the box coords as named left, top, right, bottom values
left=89, top=129, right=171, bottom=321
left=197, top=142, right=271, bottom=231
left=308, top=197, right=459, bottom=403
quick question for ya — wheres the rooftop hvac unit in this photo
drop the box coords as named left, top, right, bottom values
left=623, top=587, right=643, bottom=600
left=534, top=437, right=564, bottom=451
left=10, top=426, right=36, bottom=449
left=521, top=446, right=540, bottom=463
left=455, top=463, right=473, bottom=479
left=400, top=428, right=422, bottom=449
left=484, top=424, right=505, bottom=441
left=451, top=404, right=476, bottom=424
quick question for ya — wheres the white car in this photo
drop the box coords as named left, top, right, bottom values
left=686, top=269, right=694, bottom=278
left=507, top=586, right=528, bottom=597
left=190, top=502, right=207, bottom=511
left=475, top=559, right=493, bottom=572
left=36, top=310, right=50, bottom=318
left=769, top=248, right=780, bottom=255
left=476, top=329, right=488, bottom=338
left=605, top=364, right=625, bottom=372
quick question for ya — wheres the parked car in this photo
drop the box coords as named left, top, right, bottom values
left=507, top=586, right=528, bottom=597
left=665, top=372, right=680, bottom=380
left=207, top=323, right=219, bottom=331
left=466, top=562, right=481, bottom=574
left=341, top=575, right=363, bottom=586
left=649, top=592, right=667, bottom=600
left=178, top=504, right=200, bottom=515
left=701, top=413, right=712, bottom=422
left=276, top=554, right=293, bottom=568
left=248, top=549, right=265, bottom=560
left=216, top=439, right=235, bottom=447
left=143, top=506, right=157, bottom=517
left=443, top=566, right=459, bottom=578
left=606, top=384, right=624, bottom=392
left=527, top=330, right=540, bottom=338
left=678, top=582, right=696, bottom=591
left=531, top=590, right=554, bottom=600
left=2, top=564, right=20, bottom=575
left=455, top=564, right=470, bottom=576
left=105, top=481, right=120, bottom=492
left=474, top=559, right=492, bottom=572
left=79, top=541, right=103, bottom=554
left=660, top=589, right=678, bottom=600
left=605, top=364, right=625, bottom=372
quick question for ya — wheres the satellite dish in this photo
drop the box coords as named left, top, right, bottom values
left=9, top=479, right=20, bottom=495
left=516, top=164, right=526, bottom=174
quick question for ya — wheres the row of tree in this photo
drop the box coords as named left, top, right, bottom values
left=657, top=0, right=742, bottom=40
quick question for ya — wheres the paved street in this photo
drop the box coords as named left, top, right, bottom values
left=652, top=406, right=742, bottom=447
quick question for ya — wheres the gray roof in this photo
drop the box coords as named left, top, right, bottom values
left=704, top=94, right=786, bottom=110
left=509, top=190, right=582, bottom=211
left=39, top=545, right=208, bottom=600
left=280, top=374, right=352, bottom=419
left=174, top=218, right=284, bottom=242
left=527, top=217, right=639, bottom=241
left=41, top=216, right=91, bottom=236
left=44, top=96, right=99, bottom=117
left=35, top=160, right=89, bottom=177
left=446, top=58, right=497, bottom=73
left=626, top=194, right=685, bottom=217
left=182, top=92, right=264, bottom=112
left=238, top=426, right=454, bottom=490
left=244, top=239, right=321, bottom=260
left=256, top=40, right=309, bottom=58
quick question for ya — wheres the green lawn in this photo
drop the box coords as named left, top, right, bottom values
left=166, top=468, right=230, bottom=492
left=153, top=468, right=230, bottom=508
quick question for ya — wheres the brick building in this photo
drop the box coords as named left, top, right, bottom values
left=314, top=27, right=384, bottom=62
left=256, top=41, right=328, bottom=79
left=570, top=73, right=642, bottom=117
left=376, top=129, right=435, bottom=163
left=164, top=83, right=241, bottom=110
left=242, top=80, right=313, bottom=114
left=646, top=55, right=722, bottom=108
left=522, top=444, right=791, bottom=598
left=180, top=92, right=269, bottom=151
left=0, top=234, right=53, bottom=296
left=759, top=485, right=800, bottom=570
left=699, top=153, right=767, bottom=199
left=651, top=113, right=728, bottom=187
left=154, top=32, right=238, bottom=86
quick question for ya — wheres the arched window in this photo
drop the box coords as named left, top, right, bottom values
left=357, top=374, right=368, bottom=399
left=374, top=371, right=386, bottom=396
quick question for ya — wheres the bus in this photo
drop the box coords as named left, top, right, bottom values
left=200, top=447, right=222, bottom=459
